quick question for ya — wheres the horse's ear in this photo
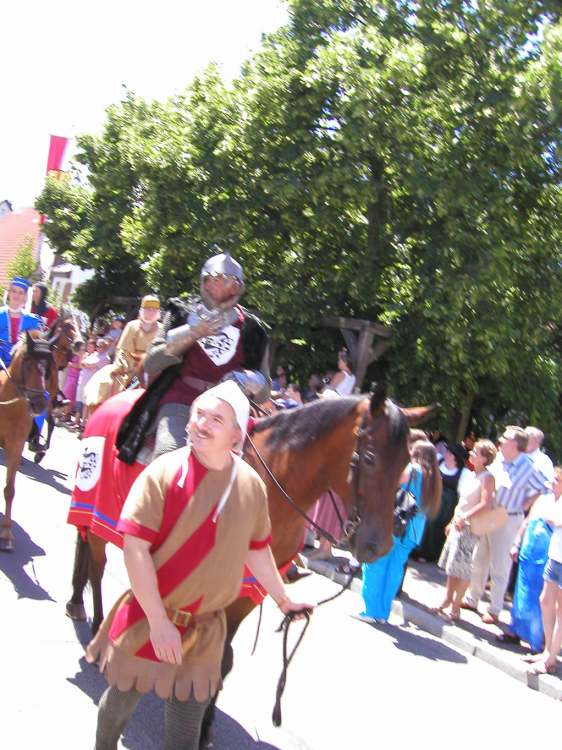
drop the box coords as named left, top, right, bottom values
left=401, top=404, right=439, bottom=426
left=25, top=330, right=34, bottom=348
left=369, top=382, right=387, bottom=416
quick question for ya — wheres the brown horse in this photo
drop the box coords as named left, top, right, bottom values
left=66, top=385, right=432, bottom=628
left=27, top=315, right=79, bottom=463
left=0, top=331, right=58, bottom=551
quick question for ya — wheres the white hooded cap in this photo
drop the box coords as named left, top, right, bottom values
left=194, top=380, right=250, bottom=443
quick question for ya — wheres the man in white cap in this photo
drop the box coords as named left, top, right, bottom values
left=116, top=249, right=270, bottom=465
left=88, top=381, right=311, bottom=750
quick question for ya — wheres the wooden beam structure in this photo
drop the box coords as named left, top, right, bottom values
left=322, top=316, right=392, bottom=391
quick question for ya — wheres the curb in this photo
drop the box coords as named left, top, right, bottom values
left=304, top=557, right=562, bottom=702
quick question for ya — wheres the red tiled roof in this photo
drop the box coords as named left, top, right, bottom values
left=0, top=208, right=42, bottom=288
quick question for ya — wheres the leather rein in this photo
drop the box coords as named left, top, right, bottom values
left=247, top=399, right=384, bottom=727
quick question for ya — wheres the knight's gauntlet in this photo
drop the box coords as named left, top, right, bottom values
left=164, top=323, right=198, bottom=357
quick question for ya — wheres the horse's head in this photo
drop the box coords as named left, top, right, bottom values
left=48, top=314, right=79, bottom=370
left=11, top=331, right=55, bottom=415
left=347, top=384, right=437, bottom=564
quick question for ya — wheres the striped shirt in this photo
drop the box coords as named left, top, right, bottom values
left=490, top=453, right=550, bottom=514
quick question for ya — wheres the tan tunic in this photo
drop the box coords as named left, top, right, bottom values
left=86, top=447, right=271, bottom=701
left=114, top=319, right=162, bottom=379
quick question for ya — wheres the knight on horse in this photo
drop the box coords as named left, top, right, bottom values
left=116, top=249, right=270, bottom=465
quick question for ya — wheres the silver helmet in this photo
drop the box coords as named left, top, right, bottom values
left=200, top=250, right=245, bottom=310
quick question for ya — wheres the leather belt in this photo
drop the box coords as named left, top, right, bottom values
left=166, top=606, right=219, bottom=629
left=181, top=375, right=216, bottom=393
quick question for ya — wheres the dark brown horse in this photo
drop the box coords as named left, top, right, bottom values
left=0, top=332, right=58, bottom=551
left=65, top=385, right=432, bottom=740
left=66, top=385, right=432, bottom=625
left=28, top=315, right=79, bottom=463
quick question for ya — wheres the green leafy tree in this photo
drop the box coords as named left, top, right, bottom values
left=35, top=1, right=562, bottom=451
left=5, top=236, right=38, bottom=284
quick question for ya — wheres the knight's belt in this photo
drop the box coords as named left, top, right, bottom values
left=181, top=375, right=216, bottom=393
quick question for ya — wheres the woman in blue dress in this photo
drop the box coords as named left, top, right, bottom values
left=496, top=490, right=556, bottom=653
left=360, top=440, right=442, bottom=622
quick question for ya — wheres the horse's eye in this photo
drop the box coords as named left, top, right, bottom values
left=363, top=451, right=376, bottom=466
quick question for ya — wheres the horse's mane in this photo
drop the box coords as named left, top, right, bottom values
left=11, top=330, right=51, bottom=361
left=253, top=395, right=409, bottom=452
left=252, top=396, right=362, bottom=450
left=386, top=399, right=409, bottom=449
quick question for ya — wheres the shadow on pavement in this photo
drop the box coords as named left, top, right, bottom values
left=68, top=658, right=283, bottom=750
left=357, top=618, right=468, bottom=664
left=0, top=449, right=71, bottom=495
left=198, top=708, right=283, bottom=750
left=0, top=519, right=53, bottom=601
left=391, top=621, right=468, bottom=663
left=70, top=616, right=94, bottom=647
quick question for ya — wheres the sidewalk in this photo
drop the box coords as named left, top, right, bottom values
left=301, top=549, right=562, bottom=702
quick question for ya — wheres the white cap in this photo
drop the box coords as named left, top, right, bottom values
left=194, top=380, right=250, bottom=442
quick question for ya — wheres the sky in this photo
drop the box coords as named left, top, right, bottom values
left=0, top=0, right=288, bottom=210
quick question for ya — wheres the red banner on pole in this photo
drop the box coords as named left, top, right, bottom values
left=46, top=134, right=69, bottom=175
left=40, top=135, right=70, bottom=224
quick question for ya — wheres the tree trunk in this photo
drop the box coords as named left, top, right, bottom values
left=454, top=392, right=475, bottom=443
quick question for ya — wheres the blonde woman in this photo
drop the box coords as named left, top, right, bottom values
left=434, top=439, right=497, bottom=622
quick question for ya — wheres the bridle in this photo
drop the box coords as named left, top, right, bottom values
left=246, top=401, right=381, bottom=547
left=0, top=343, right=53, bottom=408
left=345, top=407, right=381, bottom=540
left=48, top=321, right=76, bottom=370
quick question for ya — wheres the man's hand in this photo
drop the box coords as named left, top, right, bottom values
left=148, top=614, right=183, bottom=665
left=277, top=595, right=314, bottom=621
left=510, top=544, right=520, bottom=563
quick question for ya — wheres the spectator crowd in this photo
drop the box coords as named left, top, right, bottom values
left=2, top=274, right=560, bottom=679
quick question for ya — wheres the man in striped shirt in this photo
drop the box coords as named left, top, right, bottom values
left=462, top=426, right=550, bottom=623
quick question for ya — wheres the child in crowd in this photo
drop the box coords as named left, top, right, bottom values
left=60, top=341, right=85, bottom=423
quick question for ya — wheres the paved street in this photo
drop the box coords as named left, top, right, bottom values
left=0, top=425, right=558, bottom=749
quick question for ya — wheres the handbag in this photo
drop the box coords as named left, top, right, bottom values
left=469, top=506, right=508, bottom=536
left=393, top=477, right=417, bottom=538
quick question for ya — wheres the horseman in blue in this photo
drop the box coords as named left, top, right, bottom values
left=0, top=277, right=42, bottom=367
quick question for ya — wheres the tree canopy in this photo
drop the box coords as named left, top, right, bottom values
left=36, top=0, right=562, bottom=450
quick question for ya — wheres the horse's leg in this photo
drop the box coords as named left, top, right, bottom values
left=65, top=532, right=91, bottom=621
left=88, top=532, right=108, bottom=636
left=200, top=597, right=257, bottom=748
left=0, top=443, right=23, bottom=552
